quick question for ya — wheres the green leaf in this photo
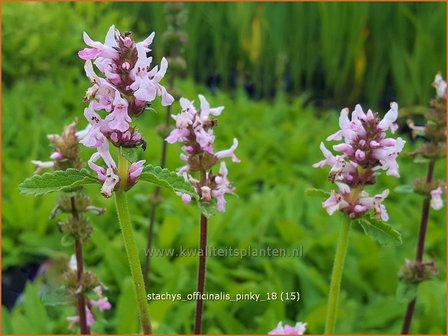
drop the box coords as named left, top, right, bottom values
left=19, top=168, right=99, bottom=196
left=139, top=165, right=197, bottom=198
left=2, top=307, right=13, bottom=334
left=304, top=188, right=330, bottom=198
left=24, top=283, right=49, bottom=333
left=396, top=281, right=418, bottom=304
left=358, top=215, right=402, bottom=246
left=394, top=184, right=414, bottom=194
left=121, top=147, right=141, bottom=163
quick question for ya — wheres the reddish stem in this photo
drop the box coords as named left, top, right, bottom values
left=401, top=160, right=435, bottom=334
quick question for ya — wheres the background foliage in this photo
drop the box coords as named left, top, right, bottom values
left=2, top=2, right=446, bottom=334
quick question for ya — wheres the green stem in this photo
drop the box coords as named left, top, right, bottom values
left=324, top=217, right=351, bottom=334
left=115, top=149, right=152, bottom=334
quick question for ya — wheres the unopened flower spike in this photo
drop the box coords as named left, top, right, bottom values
left=400, top=73, right=446, bottom=333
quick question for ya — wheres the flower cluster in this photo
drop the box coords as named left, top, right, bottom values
left=32, top=121, right=84, bottom=174
left=67, top=285, right=112, bottom=329
left=269, top=321, right=307, bottom=335
left=407, top=74, right=446, bottom=210
left=166, top=95, right=240, bottom=212
left=399, top=258, right=438, bottom=284
left=78, top=25, right=173, bottom=197
left=314, top=103, right=405, bottom=220
left=66, top=256, right=112, bottom=329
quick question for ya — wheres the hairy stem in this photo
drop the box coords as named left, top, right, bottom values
left=116, top=150, right=152, bottom=334
left=324, top=217, right=351, bottom=334
left=401, top=160, right=435, bottom=334
left=143, top=76, right=175, bottom=286
left=71, top=197, right=90, bottom=335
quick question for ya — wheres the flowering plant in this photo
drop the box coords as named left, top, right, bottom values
left=310, top=102, right=404, bottom=333
left=19, top=25, right=197, bottom=335
left=167, top=94, right=240, bottom=333
left=26, top=121, right=110, bottom=333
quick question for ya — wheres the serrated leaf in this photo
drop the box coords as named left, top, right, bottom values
left=304, top=188, right=330, bottom=198
left=396, top=281, right=418, bottom=304
left=394, top=184, right=414, bottom=193
left=358, top=215, right=402, bottom=246
left=139, top=165, right=197, bottom=198
left=19, top=168, right=99, bottom=196
left=121, top=147, right=139, bottom=163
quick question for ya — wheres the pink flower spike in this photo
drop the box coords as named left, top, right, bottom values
left=215, top=138, right=240, bottom=163
left=430, top=187, right=444, bottom=210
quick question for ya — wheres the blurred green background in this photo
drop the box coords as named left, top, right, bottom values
left=2, top=1, right=446, bottom=334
